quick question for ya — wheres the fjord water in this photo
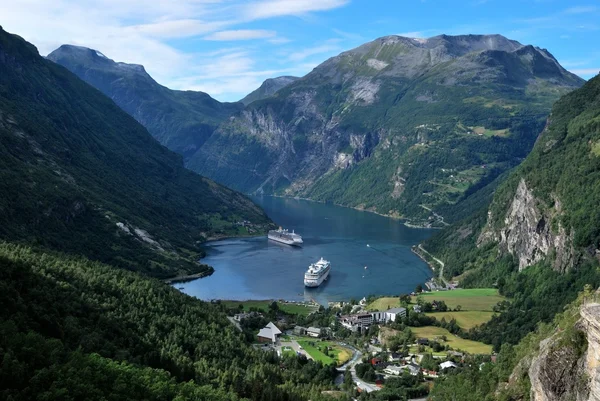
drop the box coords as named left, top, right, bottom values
left=179, top=196, right=434, bottom=304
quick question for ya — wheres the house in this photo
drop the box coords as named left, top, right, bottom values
left=306, top=327, right=321, bottom=338
left=417, top=338, right=429, bottom=346
left=370, top=307, right=407, bottom=323
left=440, top=361, right=458, bottom=370
left=257, top=322, right=282, bottom=344
left=383, top=365, right=403, bottom=376
left=234, top=312, right=261, bottom=322
left=413, top=305, right=422, bottom=313
left=293, top=326, right=307, bottom=336
left=388, top=352, right=403, bottom=362
left=340, top=313, right=374, bottom=332
left=339, top=308, right=407, bottom=332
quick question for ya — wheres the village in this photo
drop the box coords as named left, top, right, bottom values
left=221, top=287, right=503, bottom=397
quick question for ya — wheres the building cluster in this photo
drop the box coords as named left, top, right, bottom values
left=339, top=307, right=407, bottom=332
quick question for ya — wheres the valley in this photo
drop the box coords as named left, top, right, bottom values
left=1, top=2, right=600, bottom=399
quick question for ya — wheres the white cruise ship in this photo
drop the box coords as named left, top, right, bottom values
left=304, top=258, right=331, bottom=287
left=268, top=227, right=303, bottom=246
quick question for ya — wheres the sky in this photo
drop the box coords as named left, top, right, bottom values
left=1, top=0, right=599, bottom=102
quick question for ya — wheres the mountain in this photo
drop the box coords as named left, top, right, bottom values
left=430, top=287, right=600, bottom=401
left=240, top=76, right=300, bottom=105
left=47, top=45, right=243, bottom=160
left=0, top=243, right=335, bottom=400
left=421, top=73, right=600, bottom=346
left=0, top=26, right=272, bottom=278
left=189, top=34, right=583, bottom=226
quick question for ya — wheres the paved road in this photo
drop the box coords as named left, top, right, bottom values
left=336, top=344, right=380, bottom=393
left=418, top=244, right=449, bottom=287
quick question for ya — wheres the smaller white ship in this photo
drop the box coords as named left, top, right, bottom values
left=268, top=227, right=303, bottom=246
left=304, top=258, right=331, bottom=287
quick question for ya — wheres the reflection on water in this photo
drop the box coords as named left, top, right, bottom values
left=177, top=196, right=434, bottom=304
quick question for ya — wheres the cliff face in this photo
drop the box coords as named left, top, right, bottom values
left=478, top=179, right=576, bottom=272
left=190, top=34, right=582, bottom=224
left=528, top=302, right=600, bottom=401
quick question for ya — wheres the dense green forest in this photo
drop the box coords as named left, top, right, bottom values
left=0, top=26, right=272, bottom=278
left=0, top=242, right=338, bottom=401
left=422, top=74, right=600, bottom=349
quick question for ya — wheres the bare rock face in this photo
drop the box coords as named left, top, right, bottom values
left=478, top=179, right=575, bottom=272
left=529, top=303, right=600, bottom=401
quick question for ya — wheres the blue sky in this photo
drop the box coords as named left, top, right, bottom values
left=1, top=0, right=599, bottom=101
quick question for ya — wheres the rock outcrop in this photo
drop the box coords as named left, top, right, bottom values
left=528, top=302, right=600, bottom=401
left=478, top=179, right=575, bottom=272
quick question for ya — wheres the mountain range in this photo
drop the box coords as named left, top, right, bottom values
left=50, top=34, right=584, bottom=226
left=47, top=45, right=244, bottom=161
left=0, top=27, right=271, bottom=279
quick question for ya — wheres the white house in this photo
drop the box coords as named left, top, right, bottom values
left=306, top=327, right=321, bottom=338
left=440, top=361, right=458, bottom=370
left=257, top=322, right=282, bottom=343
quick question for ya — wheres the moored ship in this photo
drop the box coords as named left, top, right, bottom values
left=268, top=227, right=303, bottom=246
left=304, top=258, right=331, bottom=287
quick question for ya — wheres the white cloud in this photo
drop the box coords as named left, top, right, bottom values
left=570, top=68, right=599, bottom=76
left=288, top=41, right=342, bottom=61
left=564, top=6, right=598, bottom=15
left=396, top=31, right=425, bottom=38
left=0, top=0, right=351, bottom=101
left=243, top=0, right=350, bottom=19
left=204, top=29, right=276, bottom=41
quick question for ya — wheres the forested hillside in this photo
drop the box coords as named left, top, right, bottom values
left=48, top=45, right=244, bottom=161
left=422, top=74, right=600, bottom=348
left=0, top=26, right=272, bottom=278
left=191, top=34, right=583, bottom=226
left=0, top=242, right=337, bottom=401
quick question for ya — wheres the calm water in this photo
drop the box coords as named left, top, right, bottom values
left=178, top=197, right=434, bottom=304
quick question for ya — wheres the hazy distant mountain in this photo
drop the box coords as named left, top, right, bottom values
left=0, top=27, right=271, bottom=278
left=240, top=76, right=300, bottom=105
left=48, top=45, right=243, bottom=160
left=190, top=34, right=584, bottom=226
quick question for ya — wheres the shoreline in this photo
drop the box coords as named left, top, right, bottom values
left=261, top=194, right=444, bottom=229
left=164, top=268, right=214, bottom=284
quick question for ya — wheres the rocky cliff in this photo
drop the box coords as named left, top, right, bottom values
left=191, top=34, right=583, bottom=224
left=478, top=178, right=576, bottom=272
left=528, top=302, right=600, bottom=401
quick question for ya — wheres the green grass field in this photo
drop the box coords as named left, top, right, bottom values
left=412, top=289, right=505, bottom=311
left=222, top=300, right=317, bottom=316
left=296, top=340, right=352, bottom=366
left=368, top=289, right=504, bottom=330
left=425, top=311, right=495, bottom=330
left=367, top=297, right=402, bottom=311
left=411, top=326, right=492, bottom=354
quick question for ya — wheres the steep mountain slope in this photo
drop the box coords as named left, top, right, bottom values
left=190, top=34, right=583, bottom=226
left=0, top=242, right=336, bottom=401
left=47, top=45, right=243, bottom=160
left=421, top=74, right=600, bottom=346
left=430, top=287, right=599, bottom=401
left=240, top=76, right=299, bottom=105
left=0, top=26, right=271, bottom=278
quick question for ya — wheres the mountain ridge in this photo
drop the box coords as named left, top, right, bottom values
left=189, top=33, right=583, bottom=225
left=0, top=26, right=272, bottom=278
left=47, top=44, right=243, bottom=160
left=240, top=75, right=300, bottom=105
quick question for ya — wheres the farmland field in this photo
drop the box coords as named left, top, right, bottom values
left=425, top=311, right=495, bottom=330
left=411, top=326, right=492, bottom=354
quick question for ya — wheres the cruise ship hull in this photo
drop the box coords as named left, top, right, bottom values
left=268, top=233, right=302, bottom=246
left=304, top=268, right=330, bottom=287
